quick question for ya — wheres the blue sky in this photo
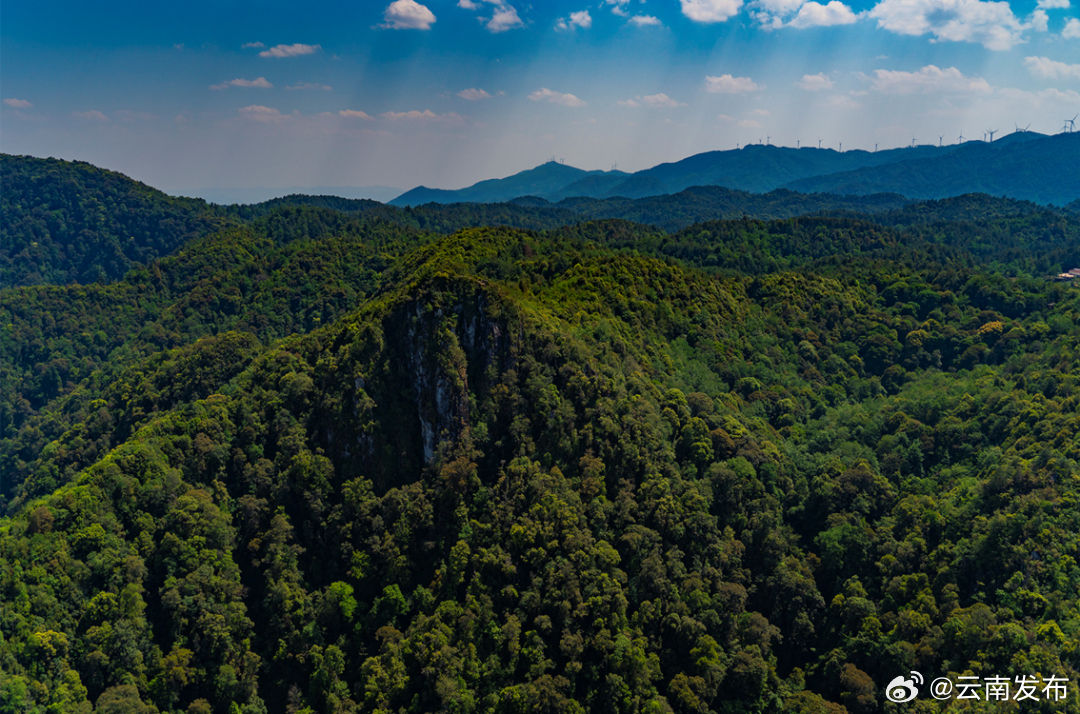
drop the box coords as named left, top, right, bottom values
left=2, top=0, right=1077, bottom=196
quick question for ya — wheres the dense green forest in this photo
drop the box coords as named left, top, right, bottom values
left=2, top=157, right=1080, bottom=714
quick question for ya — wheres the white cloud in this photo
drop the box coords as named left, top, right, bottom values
left=242, top=41, right=265, bottom=48
left=642, top=93, right=685, bottom=107
left=339, top=110, right=374, bottom=119
left=239, top=105, right=289, bottom=122
left=556, top=10, right=592, bottom=30
left=210, top=77, right=273, bottom=90
left=629, top=15, right=663, bottom=25
left=487, top=3, right=524, bottom=31
left=867, top=0, right=1033, bottom=50
left=379, top=109, right=464, bottom=123
left=1024, top=56, right=1080, bottom=79
left=72, top=110, right=108, bottom=121
left=259, top=43, right=321, bottom=57
left=287, top=82, right=332, bottom=90
left=457, top=0, right=523, bottom=32
left=3, top=98, right=32, bottom=109
left=681, top=0, right=744, bottom=22
left=458, top=88, right=493, bottom=100
left=751, top=108, right=771, bottom=115
left=606, top=0, right=631, bottom=15
left=867, top=65, right=993, bottom=94
left=797, top=73, right=835, bottom=90
left=528, top=88, right=587, bottom=106
left=379, top=0, right=437, bottom=29
left=705, top=74, right=763, bottom=93
left=788, top=0, right=858, bottom=26
left=619, top=93, right=685, bottom=107
left=1036, top=0, right=1069, bottom=8
left=381, top=109, right=438, bottom=120
left=1064, top=17, right=1080, bottom=37
left=1030, top=9, right=1050, bottom=31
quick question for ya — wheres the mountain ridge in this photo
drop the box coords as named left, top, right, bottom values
left=389, top=131, right=1075, bottom=207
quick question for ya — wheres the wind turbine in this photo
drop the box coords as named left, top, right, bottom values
left=958, top=132, right=965, bottom=144
left=911, top=136, right=916, bottom=148
left=1066, top=114, right=1077, bottom=133
left=985, top=128, right=998, bottom=142
left=797, top=139, right=800, bottom=148
left=939, top=135, right=944, bottom=147
left=839, top=142, right=842, bottom=153
left=818, top=138, right=822, bottom=149
left=874, top=142, right=878, bottom=152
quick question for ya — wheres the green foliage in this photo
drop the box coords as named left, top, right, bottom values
left=3, top=156, right=1080, bottom=713
left=1, top=155, right=233, bottom=287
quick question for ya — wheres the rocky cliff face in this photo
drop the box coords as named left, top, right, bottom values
left=337, top=282, right=512, bottom=488
left=401, top=289, right=509, bottom=463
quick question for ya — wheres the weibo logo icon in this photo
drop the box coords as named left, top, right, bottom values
left=885, top=671, right=924, bottom=703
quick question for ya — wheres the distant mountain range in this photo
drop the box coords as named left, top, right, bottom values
left=391, top=131, right=1080, bottom=207
left=176, top=184, right=403, bottom=205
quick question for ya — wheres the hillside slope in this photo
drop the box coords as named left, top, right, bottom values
left=4, top=215, right=1080, bottom=713
left=0, top=155, right=233, bottom=287
left=785, top=132, right=1080, bottom=205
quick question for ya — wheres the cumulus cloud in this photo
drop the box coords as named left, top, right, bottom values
left=1064, top=17, right=1080, bottom=36
left=556, top=10, right=592, bottom=29
left=459, top=0, right=524, bottom=32
left=867, top=65, right=993, bottom=94
left=642, top=93, right=685, bottom=106
left=1036, top=0, right=1069, bottom=8
left=629, top=15, right=663, bottom=25
left=210, top=77, right=273, bottom=90
left=1024, top=56, right=1080, bottom=79
left=751, top=0, right=857, bottom=27
left=259, top=43, right=321, bottom=57
left=620, top=93, right=685, bottom=107
left=458, top=88, right=493, bottom=100
left=528, top=88, right=587, bottom=106
left=73, top=110, right=108, bottom=121
left=797, top=73, right=835, bottom=90
left=339, top=110, right=374, bottom=119
left=606, top=0, right=631, bottom=15
left=239, top=105, right=289, bottom=122
left=3, top=98, right=32, bottom=109
left=681, top=0, right=744, bottom=22
left=379, top=0, right=437, bottom=29
left=378, top=109, right=464, bottom=123
left=867, top=0, right=1033, bottom=50
left=788, top=0, right=858, bottom=26
left=487, top=4, right=524, bottom=31
left=287, top=83, right=332, bottom=90
left=242, top=41, right=265, bottom=48
left=705, top=74, right=763, bottom=93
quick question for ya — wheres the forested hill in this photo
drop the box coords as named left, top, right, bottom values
left=3, top=165, right=1080, bottom=713
left=784, top=132, right=1080, bottom=206
left=0, top=155, right=232, bottom=288
left=386, top=131, right=1073, bottom=207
